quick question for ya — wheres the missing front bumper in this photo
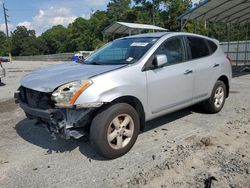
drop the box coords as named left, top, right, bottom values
left=14, top=91, right=93, bottom=140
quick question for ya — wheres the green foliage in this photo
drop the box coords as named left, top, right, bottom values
left=0, top=31, right=8, bottom=56
left=107, top=0, right=132, bottom=21
left=2, top=0, right=249, bottom=56
left=11, top=26, right=47, bottom=56
left=66, top=17, right=97, bottom=51
left=41, top=25, right=67, bottom=54
left=162, top=0, right=192, bottom=31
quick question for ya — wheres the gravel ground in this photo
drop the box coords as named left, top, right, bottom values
left=0, top=61, right=249, bottom=188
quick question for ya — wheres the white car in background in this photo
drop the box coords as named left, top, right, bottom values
left=73, top=51, right=92, bottom=61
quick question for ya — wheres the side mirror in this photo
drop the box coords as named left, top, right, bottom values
left=153, top=55, right=168, bottom=68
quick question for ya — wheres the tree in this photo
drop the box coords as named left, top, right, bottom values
left=107, top=0, right=132, bottom=22
left=89, top=11, right=110, bottom=40
left=133, top=0, right=162, bottom=25
left=41, top=25, right=67, bottom=54
left=66, top=17, right=103, bottom=51
left=0, top=31, right=8, bottom=56
left=11, top=26, right=47, bottom=56
left=161, top=0, right=192, bottom=31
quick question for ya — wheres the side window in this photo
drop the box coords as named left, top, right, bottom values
left=187, top=37, right=210, bottom=59
left=155, top=37, right=186, bottom=65
left=207, top=40, right=218, bottom=54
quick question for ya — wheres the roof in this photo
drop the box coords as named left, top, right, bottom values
left=123, top=31, right=209, bottom=39
left=118, top=32, right=218, bottom=43
left=103, top=22, right=168, bottom=35
left=123, top=32, right=169, bottom=38
left=178, top=0, right=250, bottom=24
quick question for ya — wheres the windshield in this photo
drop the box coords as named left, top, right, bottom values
left=84, top=37, right=159, bottom=65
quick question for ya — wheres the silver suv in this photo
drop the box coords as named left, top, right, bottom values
left=15, top=32, right=232, bottom=159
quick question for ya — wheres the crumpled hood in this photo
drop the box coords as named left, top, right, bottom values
left=21, top=62, right=125, bottom=92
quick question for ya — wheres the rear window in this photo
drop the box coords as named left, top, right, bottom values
left=207, top=40, right=218, bottom=54
left=187, top=36, right=210, bottom=59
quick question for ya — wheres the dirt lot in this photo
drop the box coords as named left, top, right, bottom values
left=0, top=61, right=250, bottom=188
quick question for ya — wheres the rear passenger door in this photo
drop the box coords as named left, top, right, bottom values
left=186, top=36, right=220, bottom=102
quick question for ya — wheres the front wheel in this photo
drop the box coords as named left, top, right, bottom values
left=90, top=103, right=140, bottom=159
left=202, top=80, right=226, bottom=113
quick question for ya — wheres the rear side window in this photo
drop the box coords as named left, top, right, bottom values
left=187, top=36, right=210, bottom=59
left=207, top=40, right=218, bottom=53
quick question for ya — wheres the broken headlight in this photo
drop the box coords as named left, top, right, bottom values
left=52, top=80, right=92, bottom=108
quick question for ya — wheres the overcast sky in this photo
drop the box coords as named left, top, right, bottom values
left=0, top=0, right=200, bottom=35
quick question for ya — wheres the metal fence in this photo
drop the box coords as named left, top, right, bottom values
left=220, top=41, right=250, bottom=66
left=13, top=51, right=93, bottom=62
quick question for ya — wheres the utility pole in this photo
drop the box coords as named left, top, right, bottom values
left=3, top=3, right=9, bottom=37
left=2, top=3, right=12, bottom=62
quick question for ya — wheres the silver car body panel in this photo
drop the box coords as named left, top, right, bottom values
left=76, top=32, right=231, bottom=121
left=20, top=32, right=232, bottom=122
left=21, top=62, right=125, bottom=92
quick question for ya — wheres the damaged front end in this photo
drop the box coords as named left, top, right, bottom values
left=14, top=86, right=99, bottom=140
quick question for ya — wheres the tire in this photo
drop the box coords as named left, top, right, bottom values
left=202, top=80, right=226, bottom=113
left=90, top=103, right=140, bottom=159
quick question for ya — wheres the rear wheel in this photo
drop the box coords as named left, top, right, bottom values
left=90, top=103, right=140, bottom=159
left=202, top=80, right=226, bottom=113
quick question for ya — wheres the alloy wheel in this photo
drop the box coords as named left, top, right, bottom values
left=214, top=86, right=224, bottom=108
left=107, top=114, right=134, bottom=150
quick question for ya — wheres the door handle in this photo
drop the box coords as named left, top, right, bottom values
left=213, top=64, right=220, bottom=68
left=184, top=70, right=193, bottom=75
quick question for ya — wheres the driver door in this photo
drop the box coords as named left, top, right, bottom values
left=146, top=36, right=194, bottom=115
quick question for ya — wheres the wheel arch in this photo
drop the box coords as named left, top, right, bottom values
left=217, top=75, right=229, bottom=98
left=109, top=96, right=146, bottom=131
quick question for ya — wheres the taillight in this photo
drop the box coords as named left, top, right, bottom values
left=226, top=55, right=233, bottom=65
